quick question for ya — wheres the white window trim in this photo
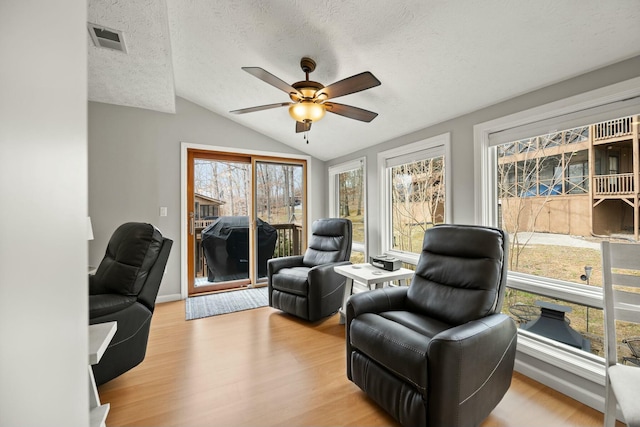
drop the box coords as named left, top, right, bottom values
left=473, top=76, right=640, bottom=410
left=378, top=133, right=452, bottom=265
left=328, top=157, right=367, bottom=256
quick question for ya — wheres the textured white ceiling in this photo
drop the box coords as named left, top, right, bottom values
left=87, top=0, right=640, bottom=161
left=88, top=0, right=175, bottom=113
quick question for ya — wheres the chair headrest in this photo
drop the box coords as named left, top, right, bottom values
left=94, top=222, right=164, bottom=296
left=407, top=224, right=508, bottom=325
left=303, top=218, right=353, bottom=266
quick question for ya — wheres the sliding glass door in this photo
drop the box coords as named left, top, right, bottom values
left=187, top=149, right=306, bottom=296
left=254, top=159, right=306, bottom=282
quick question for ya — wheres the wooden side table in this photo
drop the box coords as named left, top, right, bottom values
left=334, top=263, right=414, bottom=324
left=89, top=321, right=117, bottom=427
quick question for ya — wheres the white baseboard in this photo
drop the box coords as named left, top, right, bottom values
left=156, top=293, right=182, bottom=303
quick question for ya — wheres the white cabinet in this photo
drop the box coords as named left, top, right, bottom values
left=89, top=322, right=117, bottom=427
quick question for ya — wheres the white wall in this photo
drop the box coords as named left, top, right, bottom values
left=326, top=55, right=640, bottom=258
left=88, top=97, right=325, bottom=299
left=0, top=1, right=88, bottom=425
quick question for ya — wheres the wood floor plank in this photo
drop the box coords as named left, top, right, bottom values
left=99, top=300, right=618, bottom=426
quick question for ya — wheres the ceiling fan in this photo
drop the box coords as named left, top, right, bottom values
left=230, top=57, right=381, bottom=134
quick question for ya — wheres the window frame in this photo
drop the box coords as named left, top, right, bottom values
left=474, top=77, right=640, bottom=387
left=378, top=133, right=452, bottom=264
left=180, top=142, right=312, bottom=299
left=328, top=157, right=367, bottom=258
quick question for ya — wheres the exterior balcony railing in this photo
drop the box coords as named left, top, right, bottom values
left=593, top=116, right=634, bottom=141
left=593, top=173, right=635, bottom=195
left=592, top=116, right=634, bottom=141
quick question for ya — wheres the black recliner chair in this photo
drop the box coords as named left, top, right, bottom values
left=346, top=224, right=517, bottom=427
left=267, top=218, right=352, bottom=322
left=89, top=222, right=172, bottom=385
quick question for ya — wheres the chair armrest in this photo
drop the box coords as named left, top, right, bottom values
left=346, top=286, right=409, bottom=319
left=267, top=255, right=304, bottom=276
left=303, top=261, right=351, bottom=322
left=307, top=261, right=351, bottom=295
left=267, top=255, right=305, bottom=308
left=89, top=294, right=137, bottom=319
left=345, top=287, right=410, bottom=379
left=426, top=313, right=517, bottom=427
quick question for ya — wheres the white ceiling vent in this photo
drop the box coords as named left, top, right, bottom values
left=87, top=23, right=127, bottom=53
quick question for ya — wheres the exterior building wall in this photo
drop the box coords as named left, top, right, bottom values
left=498, top=115, right=640, bottom=239
left=593, top=200, right=634, bottom=235
left=393, top=200, right=445, bottom=226
left=501, top=195, right=591, bottom=236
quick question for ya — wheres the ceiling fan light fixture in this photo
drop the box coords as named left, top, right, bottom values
left=289, top=101, right=326, bottom=122
left=232, top=57, right=381, bottom=134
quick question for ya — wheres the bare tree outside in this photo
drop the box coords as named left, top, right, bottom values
left=336, top=167, right=366, bottom=262
left=497, top=128, right=588, bottom=271
left=194, top=160, right=251, bottom=215
left=391, top=156, right=445, bottom=253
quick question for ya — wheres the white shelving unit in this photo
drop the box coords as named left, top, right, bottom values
left=89, top=321, right=117, bottom=427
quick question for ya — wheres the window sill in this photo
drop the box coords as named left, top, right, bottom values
left=383, top=250, right=419, bottom=266
left=516, top=329, right=605, bottom=385
left=507, top=271, right=603, bottom=309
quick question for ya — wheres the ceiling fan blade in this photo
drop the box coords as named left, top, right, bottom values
left=230, top=102, right=292, bottom=114
left=317, top=71, right=381, bottom=100
left=296, top=121, right=311, bottom=133
left=324, top=102, right=378, bottom=122
left=242, top=67, right=302, bottom=98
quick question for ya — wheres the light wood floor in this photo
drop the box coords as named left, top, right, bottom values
left=100, top=300, right=618, bottom=426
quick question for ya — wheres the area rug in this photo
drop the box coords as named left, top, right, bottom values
left=185, top=287, right=269, bottom=320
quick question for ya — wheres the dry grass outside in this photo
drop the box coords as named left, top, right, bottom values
left=393, top=223, right=436, bottom=253
left=350, top=251, right=366, bottom=264
left=345, top=214, right=365, bottom=244
left=510, top=245, right=603, bottom=286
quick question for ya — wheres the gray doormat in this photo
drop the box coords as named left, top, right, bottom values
left=185, top=287, right=269, bottom=320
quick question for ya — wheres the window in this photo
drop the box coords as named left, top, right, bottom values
left=475, top=77, right=640, bottom=390
left=379, top=133, right=451, bottom=264
left=566, top=150, right=589, bottom=194
left=329, top=158, right=366, bottom=263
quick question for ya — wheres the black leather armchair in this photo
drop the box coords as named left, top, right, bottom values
left=89, top=222, right=172, bottom=385
left=346, top=224, right=517, bottom=427
left=267, top=218, right=352, bottom=321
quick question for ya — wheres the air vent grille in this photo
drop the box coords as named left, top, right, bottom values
left=87, top=23, right=127, bottom=53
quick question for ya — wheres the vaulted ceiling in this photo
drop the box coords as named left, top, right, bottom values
left=88, top=0, right=640, bottom=161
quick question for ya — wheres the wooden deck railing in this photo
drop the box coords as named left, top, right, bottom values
left=271, top=223, right=303, bottom=257
left=593, top=116, right=634, bottom=141
left=593, top=173, right=634, bottom=195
